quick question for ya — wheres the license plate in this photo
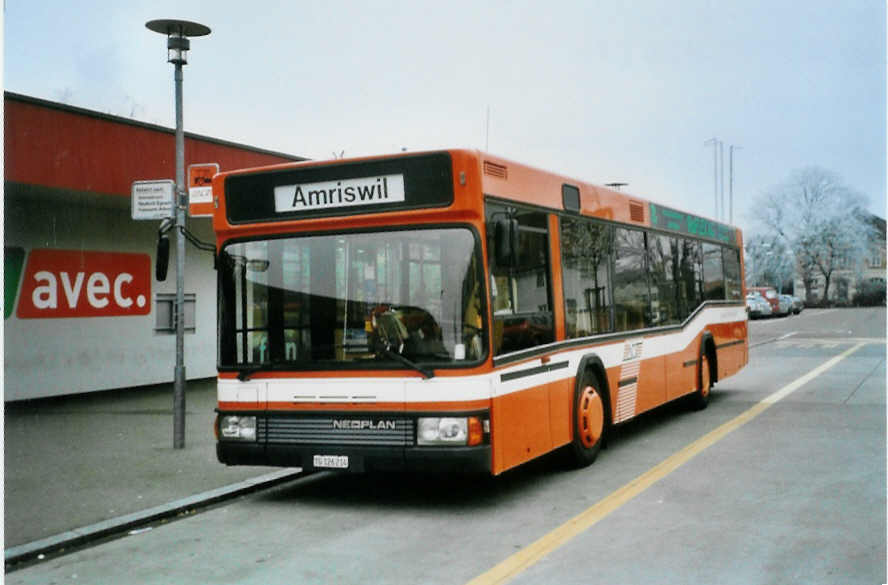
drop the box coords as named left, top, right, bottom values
left=313, top=455, right=349, bottom=469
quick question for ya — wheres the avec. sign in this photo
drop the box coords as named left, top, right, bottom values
left=17, top=250, right=151, bottom=318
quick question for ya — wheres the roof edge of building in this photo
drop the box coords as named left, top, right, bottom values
left=4, top=91, right=309, bottom=164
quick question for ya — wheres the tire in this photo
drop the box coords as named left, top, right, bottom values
left=688, top=347, right=713, bottom=411
left=566, top=372, right=607, bottom=468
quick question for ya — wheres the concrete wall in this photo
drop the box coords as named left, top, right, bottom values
left=4, top=187, right=217, bottom=401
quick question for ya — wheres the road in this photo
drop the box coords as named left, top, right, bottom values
left=8, top=308, right=886, bottom=585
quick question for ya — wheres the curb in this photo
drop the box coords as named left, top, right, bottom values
left=4, top=468, right=304, bottom=568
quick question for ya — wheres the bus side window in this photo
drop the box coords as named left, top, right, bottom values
left=722, top=246, right=742, bottom=300
left=702, top=242, right=725, bottom=300
left=648, top=233, right=679, bottom=326
left=677, top=238, right=703, bottom=318
left=487, top=204, right=554, bottom=355
left=560, top=217, right=613, bottom=337
left=613, top=228, right=648, bottom=331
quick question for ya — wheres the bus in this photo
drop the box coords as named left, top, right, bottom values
left=210, top=149, right=747, bottom=475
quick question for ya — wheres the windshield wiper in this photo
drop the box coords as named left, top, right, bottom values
left=380, top=348, right=435, bottom=379
left=237, top=365, right=274, bottom=381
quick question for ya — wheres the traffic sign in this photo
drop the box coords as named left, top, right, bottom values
left=188, top=163, right=219, bottom=217
left=131, top=180, right=174, bottom=220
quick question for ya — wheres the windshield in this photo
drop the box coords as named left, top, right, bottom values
left=218, top=228, right=486, bottom=371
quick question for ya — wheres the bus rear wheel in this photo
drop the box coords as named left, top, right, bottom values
left=689, top=349, right=712, bottom=411
left=566, top=373, right=607, bottom=468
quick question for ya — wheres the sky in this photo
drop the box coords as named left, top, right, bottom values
left=4, top=1, right=886, bottom=233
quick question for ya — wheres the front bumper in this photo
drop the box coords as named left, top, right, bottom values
left=216, top=409, right=492, bottom=473
left=217, top=442, right=491, bottom=473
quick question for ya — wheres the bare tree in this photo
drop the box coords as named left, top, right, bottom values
left=745, top=234, right=795, bottom=292
left=751, top=167, right=873, bottom=303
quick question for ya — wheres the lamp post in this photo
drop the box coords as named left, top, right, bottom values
left=146, top=19, right=211, bottom=449
left=729, top=144, right=742, bottom=225
left=704, top=138, right=720, bottom=220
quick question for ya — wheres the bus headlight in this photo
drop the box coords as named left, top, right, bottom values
left=417, top=417, right=484, bottom=446
left=219, top=415, right=257, bottom=441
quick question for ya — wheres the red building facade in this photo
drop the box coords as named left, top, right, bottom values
left=4, top=92, right=305, bottom=400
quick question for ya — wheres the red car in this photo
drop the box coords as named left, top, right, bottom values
left=748, top=286, right=780, bottom=316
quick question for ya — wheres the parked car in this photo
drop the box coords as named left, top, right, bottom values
left=748, top=286, right=780, bottom=316
left=745, top=294, right=757, bottom=317
left=790, top=296, right=804, bottom=314
left=777, top=294, right=793, bottom=316
left=746, top=292, right=772, bottom=319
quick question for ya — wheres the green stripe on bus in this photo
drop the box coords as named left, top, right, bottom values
left=5, top=247, right=25, bottom=319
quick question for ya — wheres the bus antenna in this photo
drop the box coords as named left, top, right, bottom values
left=485, top=105, right=490, bottom=151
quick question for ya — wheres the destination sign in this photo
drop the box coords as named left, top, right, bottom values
left=274, top=174, right=405, bottom=213
left=224, top=152, right=453, bottom=224
left=649, top=203, right=737, bottom=245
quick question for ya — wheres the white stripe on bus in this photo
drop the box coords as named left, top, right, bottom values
left=220, top=306, right=746, bottom=406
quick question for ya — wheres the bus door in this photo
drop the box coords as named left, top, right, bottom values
left=487, top=203, right=559, bottom=470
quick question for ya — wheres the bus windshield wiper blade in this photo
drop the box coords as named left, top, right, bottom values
left=237, top=365, right=273, bottom=381
left=381, top=348, right=435, bottom=379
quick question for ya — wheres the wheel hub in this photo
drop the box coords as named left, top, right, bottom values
left=577, top=385, right=604, bottom=447
left=701, top=356, right=710, bottom=398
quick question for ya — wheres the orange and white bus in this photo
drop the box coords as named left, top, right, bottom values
left=212, top=149, right=747, bottom=475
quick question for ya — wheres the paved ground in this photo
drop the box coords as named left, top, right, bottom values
left=4, top=307, right=884, bottom=584
left=4, top=378, right=296, bottom=551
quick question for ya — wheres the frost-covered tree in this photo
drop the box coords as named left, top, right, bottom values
left=744, top=234, right=794, bottom=292
left=751, top=167, right=873, bottom=302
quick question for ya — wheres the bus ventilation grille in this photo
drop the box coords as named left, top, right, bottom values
left=629, top=201, right=645, bottom=222
left=483, top=161, right=508, bottom=179
left=257, top=416, right=415, bottom=447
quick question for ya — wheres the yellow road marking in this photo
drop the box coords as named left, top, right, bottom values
left=466, top=342, right=867, bottom=585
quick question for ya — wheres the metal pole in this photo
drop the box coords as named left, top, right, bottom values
left=729, top=145, right=741, bottom=225
left=147, top=18, right=209, bottom=450
left=173, top=61, right=187, bottom=449
left=713, top=141, right=718, bottom=220
left=485, top=106, right=490, bottom=151
left=729, top=145, right=734, bottom=225
left=705, top=138, right=718, bottom=219
left=718, top=140, right=724, bottom=222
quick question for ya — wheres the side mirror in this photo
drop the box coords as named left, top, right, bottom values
left=156, top=235, right=170, bottom=281
left=494, top=218, right=519, bottom=267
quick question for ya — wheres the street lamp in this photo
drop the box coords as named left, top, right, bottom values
left=146, top=19, right=211, bottom=449
left=704, top=137, right=720, bottom=220
left=729, top=144, right=742, bottom=225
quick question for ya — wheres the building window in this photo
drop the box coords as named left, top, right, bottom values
left=155, top=293, right=196, bottom=333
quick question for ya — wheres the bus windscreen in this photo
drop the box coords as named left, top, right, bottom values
left=218, top=227, right=487, bottom=373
